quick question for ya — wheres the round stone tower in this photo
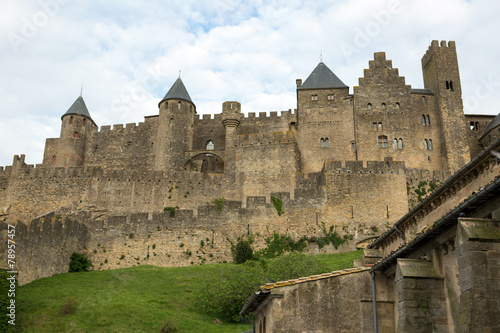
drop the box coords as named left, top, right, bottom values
left=53, top=96, right=95, bottom=167
left=154, top=76, right=196, bottom=171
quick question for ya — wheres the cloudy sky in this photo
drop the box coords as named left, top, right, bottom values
left=1, top=0, right=499, bottom=166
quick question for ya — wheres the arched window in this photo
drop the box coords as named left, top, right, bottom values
left=178, top=101, right=181, bottom=109
left=424, top=139, right=428, bottom=150
left=422, top=115, right=426, bottom=125
left=394, top=138, right=398, bottom=149
left=74, top=132, right=78, bottom=139
left=428, top=139, right=433, bottom=150
left=398, top=138, right=403, bottom=149
left=169, top=118, right=174, bottom=125
left=378, top=136, right=388, bottom=148
left=51, top=155, right=56, bottom=167
left=367, top=103, right=372, bottom=110
left=381, top=103, right=386, bottom=110
left=206, top=140, right=214, bottom=150
left=82, top=118, right=85, bottom=126
left=422, top=96, right=426, bottom=103
left=350, top=141, right=355, bottom=149
left=70, top=116, right=73, bottom=124
left=395, top=102, right=400, bottom=109
left=320, top=138, right=329, bottom=148
left=426, top=115, right=430, bottom=125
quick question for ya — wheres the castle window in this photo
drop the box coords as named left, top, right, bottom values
left=395, top=102, right=400, bottom=109
left=350, top=141, right=355, bottom=149
left=165, top=102, right=168, bottom=108
left=51, top=156, right=56, bottom=166
left=381, top=103, right=386, bottom=110
left=426, top=115, right=430, bottom=125
left=373, top=122, right=382, bottom=131
left=422, top=115, right=426, bottom=125
left=169, top=118, right=174, bottom=125
left=206, top=140, right=214, bottom=150
left=446, top=80, right=454, bottom=90
left=422, top=96, right=426, bottom=103
left=378, top=135, right=388, bottom=148
left=425, top=139, right=433, bottom=150
left=320, top=138, right=329, bottom=148
left=178, top=101, right=181, bottom=109
left=82, top=119, right=85, bottom=126
left=74, top=132, right=78, bottom=138
left=398, top=138, right=403, bottom=149
left=70, top=116, right=73, bottom=124
left=367, top=103, right=372, bottom=110
left=327, top=94, right=335, bottom=101
left=470, top=121, right=480, bottom=130
left=311, top=95, right=318, bottom=101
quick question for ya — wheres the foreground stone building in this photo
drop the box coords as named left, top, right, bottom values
left=0, top=40, right=497, bottom=286
left=242, top=134, right=500, bottom=332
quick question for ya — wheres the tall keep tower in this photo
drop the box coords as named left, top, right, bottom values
left=155, top=77, right=196, bottom=171
left=53, top=96, right=95, bottom=167
left=422, top=40, right=470, bottom=173
left=296, top=62, right=354, bottom=172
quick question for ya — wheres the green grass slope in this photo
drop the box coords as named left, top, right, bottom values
left=15, top=250, right=362, bottom=332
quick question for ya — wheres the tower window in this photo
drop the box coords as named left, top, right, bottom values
left=82, top=119, right=85, bottom=126
left=381, top=103, right=386, bottom=110
left=74, top=132, right=78, bottom=138
left=395, top=102, right=400, bottom=109
left=320, top=138, right=329, bottom=148
left=378, top=136, right=388, bottom=148
left=169, top=118, right=174, bottom=125
left=373, top=122, right=382, bottom=131
left=350, top=141, right=355, bottom=149
left=70, top=117, right=73, bottom=124
left=327, top=94, right=335, bottom=101
left=367, top=103, right=372, bottom=110
left=394, top=138, right=403, bottom=150
left=424, top=139, right=433, bottom=150
left=206, top=140, right=214, bottom=150
left=178, top=101, right=181, bottom=109
left=426, top=115, right=430, bottom=125
left=311, top=95, right=318, bottom=101
left=51, top=155, right=56, bottom=167
left=422, top=96, right=426, bottom=103
left=446, top=81, right=454, bottom=90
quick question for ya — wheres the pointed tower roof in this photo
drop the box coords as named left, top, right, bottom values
left=298, top=62, right=348, bottom=90
left=62, top=96, right=93, bottom=120
left=159, top=77, right=194, bottom=106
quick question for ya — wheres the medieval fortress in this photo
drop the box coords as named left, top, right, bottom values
left=1, top=40, right=498, bottom=288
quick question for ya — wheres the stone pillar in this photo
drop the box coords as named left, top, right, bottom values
left=395, top=258, right=448, bottom=332
left=221, top=101, right=242, bottom=178
left=456, top=218, right=500, bottom=332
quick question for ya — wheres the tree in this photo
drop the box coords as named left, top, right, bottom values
left=232, top=240, right=253, bottom=264
left=69, top=252, right=93, bottom=272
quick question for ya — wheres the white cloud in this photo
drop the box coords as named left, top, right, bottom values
left=1, top=0, right=499, bottom=166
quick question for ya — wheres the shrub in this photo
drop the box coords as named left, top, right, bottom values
left=267, top=252, right=329, bottom=282
left=232, top=240, right=253, bottom=264
left=164, top=206, right=178, bottom=218
left=159, top=321, right=177, bottom=333
left=69, top=252, right=93, bottom=272
left=271, top=196, right=283, bottom=216
left=197, top=261, right=266, bottom=322
left=212, top=198, right=225, bottom=212
left=257, top=233, right=308, bottom=259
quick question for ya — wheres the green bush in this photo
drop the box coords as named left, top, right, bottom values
left=267, top=252, right=329, bottom=282
left=257, top=233, right=308, bottom=259
left=271, top=196, right=284, bottom=216
left=69, top=252, right=93, bottom=272
left=212, top=198, right=225, bottom=212
left=197, top=261, right=266, bottom=322
left=232, top=240, right=253, bottom=264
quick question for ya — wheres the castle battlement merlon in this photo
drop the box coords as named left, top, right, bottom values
left=421, top=40, right=456, bottom=67
left=323, top=160, right=406, bottom=175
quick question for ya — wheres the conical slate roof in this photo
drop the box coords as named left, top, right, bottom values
left=479, top=112, right=500, bottom=141
left=159, top=77, right=193, bottom=106
left=62, top=96, right=93, bottom=120
left=298, top=62, right=348, bottom=90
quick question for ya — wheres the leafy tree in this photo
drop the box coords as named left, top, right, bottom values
left=197, top=261, right=266, bottom=322
left=232, top=240, right=253, bottom=264
left=267, top=252, right=329, bottom=282
left=69, top=252, right=93, bottom=272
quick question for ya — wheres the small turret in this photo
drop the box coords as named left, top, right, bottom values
left=154, top=76, right=196, bottom=171
left=53, top=96, right=96, bottom=167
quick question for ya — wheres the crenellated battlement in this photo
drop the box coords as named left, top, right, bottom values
left=323, top=160, right=406, bottom=175
left=421, top=40, right=456, bottom=66
left=97, top=120, right=152, bottom=135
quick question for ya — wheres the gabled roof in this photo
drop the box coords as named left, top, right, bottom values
left=62, top=96, right=93, bottom=120
left=478, top=112, right=500, bottom=141
left=298, top=62, right=348, bottom=90
left=159, top=77, right=193, bottom=106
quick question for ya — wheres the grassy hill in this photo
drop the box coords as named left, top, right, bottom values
left=13, top=250, right=362, bottom=332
